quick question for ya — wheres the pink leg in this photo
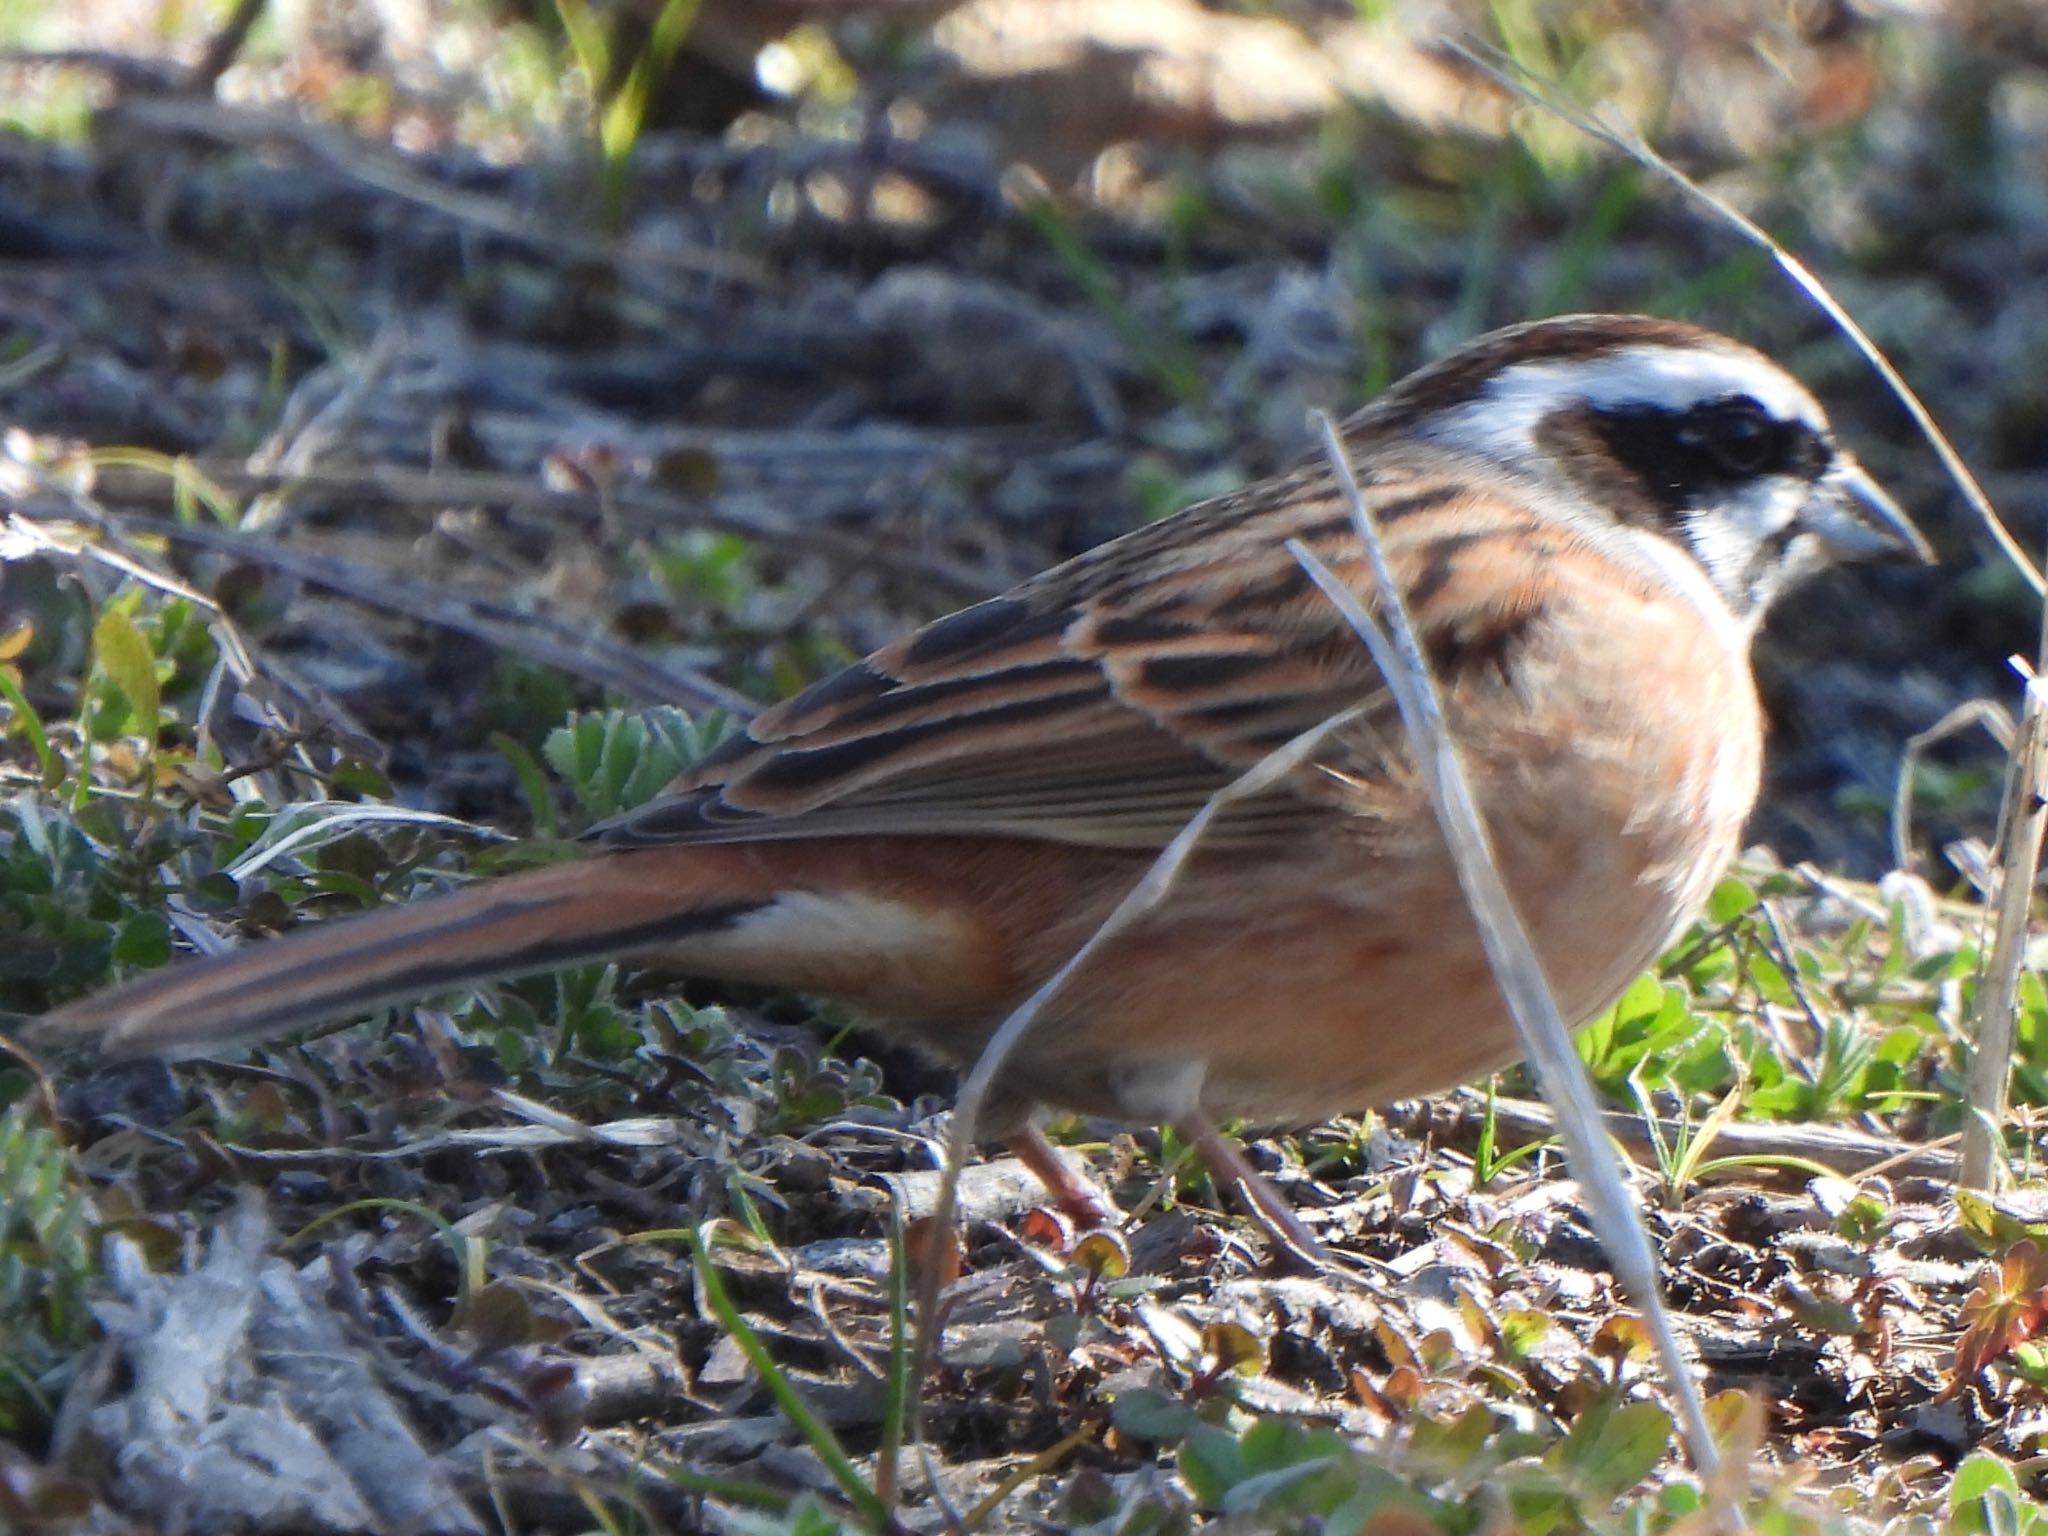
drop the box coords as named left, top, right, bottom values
left=1178, top=1115, right=1329, bottom=1271
left=1006, top=1125, right=1119, bottom=1230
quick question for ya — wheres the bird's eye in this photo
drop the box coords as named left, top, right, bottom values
left=1685, top=397, right=1777, bottom=476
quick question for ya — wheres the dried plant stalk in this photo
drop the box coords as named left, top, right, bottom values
left=1961, top=651, right=2048, bottom=1190
left=1293, top=412, right=1721, bottom=1480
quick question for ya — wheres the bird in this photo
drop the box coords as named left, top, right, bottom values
left=31, top=313, right=1932, bottom=1258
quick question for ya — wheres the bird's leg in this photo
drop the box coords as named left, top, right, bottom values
left=1177, top=1114, right=1329, bottom=1271
left=1006, top=1125, right=1119, bottom=1230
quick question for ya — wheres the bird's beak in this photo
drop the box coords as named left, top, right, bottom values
left=1808, top=456, right=1935, bottom=566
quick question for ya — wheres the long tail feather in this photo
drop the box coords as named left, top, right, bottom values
left=31, top=852, right=769, bottom=1058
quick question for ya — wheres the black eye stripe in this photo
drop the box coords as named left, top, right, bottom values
left=1681, top=398, right=1774, bottom=472
left=1586, top=393, right=1831, bottom=514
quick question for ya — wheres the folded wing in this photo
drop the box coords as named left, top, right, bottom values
left=596, top=466, right=1544, bottom=854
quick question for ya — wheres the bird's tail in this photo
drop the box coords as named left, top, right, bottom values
left=30, top=849, right=782, bottom=1059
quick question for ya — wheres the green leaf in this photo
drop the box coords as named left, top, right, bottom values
left=1498, top=1308, right=1553, bottom=1361
left=1952, top=1452, right=2030, bottom=1536
left=1547, top=1393, right=1671, bottom=1503
left=1705, top=876, right=1755, bottom=925
left=1409, top=1403, right=1496, bottom=1469
left=110, top=912, right=171, bottom=970
left=1324, top=1471, right=1457, bottom=1536
left=91, top=608, right=160, bottom=748
left=1749, top=952, right=1796, bottom=1008
left=543, top=708, right=713, bottom=820
left=0, top=666, right=58, bottom=788
left=493, top=731, right=557, bottom=839
left=1956, top=1189, right=2044, bottom=1249
left=1179, top=1425, right=1248, bottom=1507
left=328, top=758, right=393, bottom=800
left=1953, top=1451, right=2020, bottom=1508
left=542, top=713, right=602, bottom=787
left=1110, top=1387, right=1197, bottom=1442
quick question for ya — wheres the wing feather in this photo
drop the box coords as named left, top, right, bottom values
left=594, top=460, right=1552, bottom=853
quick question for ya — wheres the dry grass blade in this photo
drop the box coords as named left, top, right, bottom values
left=1892, top=700, right=2015, bottom=874
left=1295, top=410, right=1722, bottom=1485
left=1961, top=649, right=2048, bottom=1190
left=1448, top=39, right=2032, bottom=597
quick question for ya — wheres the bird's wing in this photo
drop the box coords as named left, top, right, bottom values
left=596, top=461, right=1557, bottom=853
